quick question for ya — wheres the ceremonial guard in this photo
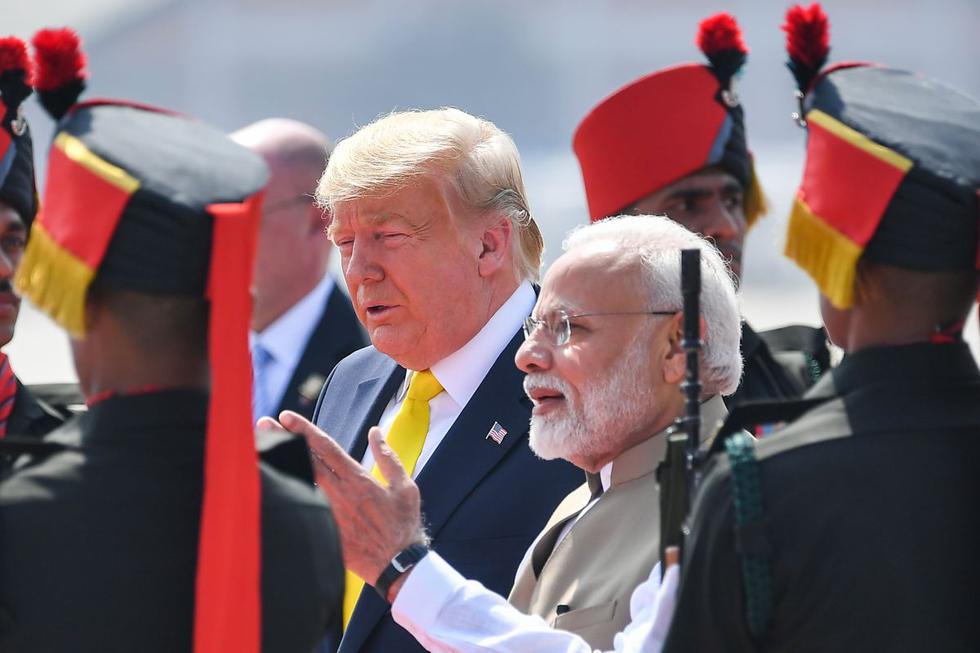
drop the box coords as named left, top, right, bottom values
left=0, top=36, right=75, bottom=472
left=572, top=13, right=831, bottom=407
left=0, top=28, right=343, bottom=652
left=664, top=6, right=980, bottom=651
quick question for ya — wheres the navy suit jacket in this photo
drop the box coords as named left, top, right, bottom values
left=312, top=329, right=583, bottom=653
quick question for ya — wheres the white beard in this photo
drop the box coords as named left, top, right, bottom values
left=525, top=338, right=650, bottom=463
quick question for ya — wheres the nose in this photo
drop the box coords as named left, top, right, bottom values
left=700, top=198, right=740, bottom=244
left=343, top=238, right=383, bottom=287
left=0, top=248, right=15, bottom=282
left=516, top=326, right=552, bottom=373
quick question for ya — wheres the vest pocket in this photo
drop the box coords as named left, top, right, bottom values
left=551, top=599, right=617, bottom=631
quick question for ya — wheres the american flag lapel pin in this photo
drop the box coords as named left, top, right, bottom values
left=486, top=421, right=508, bottom=444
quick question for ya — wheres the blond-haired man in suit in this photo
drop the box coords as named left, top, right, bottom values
left=274, top=213, right=744, bottom=652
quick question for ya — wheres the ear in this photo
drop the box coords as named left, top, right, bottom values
left=477, top=216, right=513, bottom=278
left=661, top=313, right=707, bottom=385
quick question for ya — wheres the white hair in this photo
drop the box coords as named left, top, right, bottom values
left=315, top=107, right=543, bottom=282
left=562, top=214, right=743, bottom=396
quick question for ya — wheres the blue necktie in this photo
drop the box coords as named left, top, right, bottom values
left=251, top=342, right=274, bottom=424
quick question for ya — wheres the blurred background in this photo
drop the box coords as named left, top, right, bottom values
left=10, top=0, right=980, bottom=382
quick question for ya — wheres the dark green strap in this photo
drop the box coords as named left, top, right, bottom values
left=725, top=431, right=772, bottom=639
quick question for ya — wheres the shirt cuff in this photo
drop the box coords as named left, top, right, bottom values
left=391, top=551, right=466, bottom=629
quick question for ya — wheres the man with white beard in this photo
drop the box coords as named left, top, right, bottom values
left=272, top=214, right=743, bottom=651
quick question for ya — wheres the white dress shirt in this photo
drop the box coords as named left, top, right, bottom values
left=390, top=551, right=678, bottom=653
left=359, top=281, right=536, bottom=476
left=250, top=273, right=335, bottom=420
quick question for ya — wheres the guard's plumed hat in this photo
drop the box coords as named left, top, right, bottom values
left=0, top=37, right=37, bottom=226
left=573, top=13, right=765, bottom=224
left=781, top=3, right=980, bottom=309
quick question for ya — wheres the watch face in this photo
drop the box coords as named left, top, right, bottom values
left=375, top=543, right=430, bottom=602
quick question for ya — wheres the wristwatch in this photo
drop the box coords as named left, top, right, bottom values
left=374, top=542, right=430, bottom=602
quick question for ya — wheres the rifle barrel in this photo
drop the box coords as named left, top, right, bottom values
left=680, top=249, right=702, bottom=481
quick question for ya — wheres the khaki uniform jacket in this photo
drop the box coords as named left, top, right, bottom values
left=509, top=395, right=728, bottom=650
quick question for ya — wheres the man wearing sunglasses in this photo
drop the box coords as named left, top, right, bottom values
left=278, top=214, right=743, bottom=651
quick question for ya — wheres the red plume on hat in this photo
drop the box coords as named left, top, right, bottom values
left=0, top=37, right=31, bottom=83
left=31, top=27, right=87, bottom=121
left=783, top=3, right=830, bottom=95
left=0, top=37, right=33, bottom=128
left=697, top=13, right=748, bottom=89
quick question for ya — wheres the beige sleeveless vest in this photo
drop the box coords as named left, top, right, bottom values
left=508, top=396, right=728, bottom=650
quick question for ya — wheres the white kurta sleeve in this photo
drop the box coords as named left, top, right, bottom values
left=392, top=552, right=595, bottom=653
left=611, top=563, right=679, bottom=653
left=391, top=552, right=679, bottom=653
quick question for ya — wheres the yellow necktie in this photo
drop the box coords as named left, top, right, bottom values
left=342, top=369, right=444, bottom=629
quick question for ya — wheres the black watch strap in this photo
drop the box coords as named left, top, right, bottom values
left=374, top=542, right=430, bottom=602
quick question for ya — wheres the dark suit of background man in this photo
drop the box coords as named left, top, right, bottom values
left=572, top=12, right=831, bottom=409
left=665, top=6, right=980, bottom=651
left=0, top=36, right=72, bottom=474
left=232, top=118, right=366, bottom=425
left=312, top=107, right=583, bottom=652
left=1, top=28, right=342, bottom=652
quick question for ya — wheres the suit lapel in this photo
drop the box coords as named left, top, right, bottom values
left=414, top=328, right=530, bottom=537
left=336, top=358, right=402, bottom=461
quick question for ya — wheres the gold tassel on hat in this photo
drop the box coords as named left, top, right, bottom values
left=14, top=221, right=95, bottom=337
left=744, top=157, right=768, bottom=228
left=783, top=196, right=862, bottom=309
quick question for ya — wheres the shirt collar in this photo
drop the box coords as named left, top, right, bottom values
left=250, top=274, right=334, bottom=364
left=424, top=281, right=536, bottom=408
left=599, top=462, right=613, bottom=493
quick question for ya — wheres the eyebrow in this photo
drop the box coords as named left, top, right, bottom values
left=532, top=304, right=582, bottom=319
left=666, top=182, right=743, bottom=202
left=665, top=188, right=713, bottom=203
left=326, top=210, right=423, bottom=240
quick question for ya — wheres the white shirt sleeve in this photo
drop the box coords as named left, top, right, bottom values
left=391, top=552, right=679, bottom=653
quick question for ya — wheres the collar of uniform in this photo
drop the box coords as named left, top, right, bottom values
left=392, top=281, right=536, bottom=407
left=699, top=394, right=729, bottom=444
left=81, top=388, right=209, bottom=445
left=740, top=321, right=762, bottom=359
left=250, top=273, right=335, bottom=365
left=828, top=341, right=979, bottom=397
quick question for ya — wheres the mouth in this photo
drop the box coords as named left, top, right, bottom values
left=526, top=387, right=565, bottom=415
left=0, top=293, right=19, bottom=318
left=364, top=304, right=395, bottom=319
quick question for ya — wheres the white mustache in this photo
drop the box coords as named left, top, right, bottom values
left=523, top=374, right=571, bottom=400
